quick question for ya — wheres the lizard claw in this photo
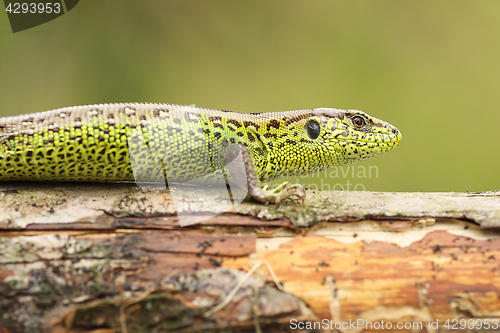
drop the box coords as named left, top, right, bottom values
left=271, top=182, right=305, bottom=207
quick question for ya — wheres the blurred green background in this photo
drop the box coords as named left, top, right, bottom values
left=0, top=0, right=499, bottom=192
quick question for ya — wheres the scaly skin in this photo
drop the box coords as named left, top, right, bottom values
left=0, top=103, right=402, bottom=202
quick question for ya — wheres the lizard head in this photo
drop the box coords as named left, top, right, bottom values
left=258, top=108, right=402, bottom=180
left=310, top=108, right=402, bottom=164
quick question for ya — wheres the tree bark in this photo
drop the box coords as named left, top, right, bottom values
left=1, top=182, right=500, bottom=333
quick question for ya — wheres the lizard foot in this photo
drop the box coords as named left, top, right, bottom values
left=259, top=182, right=305, bottom=206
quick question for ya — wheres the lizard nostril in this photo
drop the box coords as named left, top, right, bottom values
left=392, top=128, right=398, bottom=135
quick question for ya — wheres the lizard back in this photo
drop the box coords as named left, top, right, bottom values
left=0, top=103, right=266, bottom=183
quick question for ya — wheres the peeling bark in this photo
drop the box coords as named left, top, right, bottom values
left=1, top=182, right=500, bottom=333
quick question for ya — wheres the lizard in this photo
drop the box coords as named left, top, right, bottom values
left=0, top=103, right=402, bottom=204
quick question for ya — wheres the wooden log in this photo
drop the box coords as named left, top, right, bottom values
left=1, top=182, right=500, bottom=333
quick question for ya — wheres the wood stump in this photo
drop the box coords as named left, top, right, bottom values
left=1, top=182, right=500, bottom=332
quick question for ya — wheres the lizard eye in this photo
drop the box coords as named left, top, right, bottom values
left=307, top=120, right=320, bottom=139
left=352, top=116, right=365, bottom=128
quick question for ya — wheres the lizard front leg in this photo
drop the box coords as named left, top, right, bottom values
left=224, top=145, right=305, bottom=205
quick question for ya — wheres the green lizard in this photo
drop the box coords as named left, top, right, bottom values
left=0, top=103, right=402, bottom=204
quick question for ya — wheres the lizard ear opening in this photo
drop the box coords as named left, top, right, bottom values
left=306, top=120, right=320, bottom=140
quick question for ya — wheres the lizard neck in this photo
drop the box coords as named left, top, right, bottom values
left=252, top=111, right=338, bottom=181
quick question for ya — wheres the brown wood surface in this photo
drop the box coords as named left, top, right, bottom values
left=1, top=182, right=500, bottom=333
